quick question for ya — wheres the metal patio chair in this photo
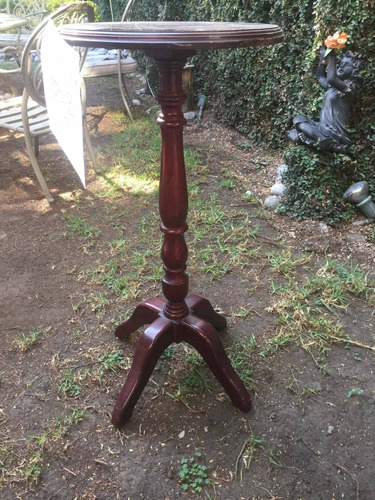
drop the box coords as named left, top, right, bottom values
left=0, top=0, right=47, bottom=63
left=0, top=2, right=98, bottom=203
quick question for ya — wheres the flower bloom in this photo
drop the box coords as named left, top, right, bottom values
left=325, top=31, right=348, bottom=49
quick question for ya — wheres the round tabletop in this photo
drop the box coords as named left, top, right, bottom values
left=59, top=21, right=283, bottom=51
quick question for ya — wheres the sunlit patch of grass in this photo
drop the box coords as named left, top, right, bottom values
left=188, top=194, right=261, bottom=279
left=95, top=117, right=206, bottom=201
left=83, top=245, right=161, bottom=300
left=64, top=214, right=100, bottom=242
left=97, top=165, right=159, bottom=198
left=95, top=116, right=160, bottom=198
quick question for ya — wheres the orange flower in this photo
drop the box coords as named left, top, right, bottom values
left=325, top=31, right=348, bottom=50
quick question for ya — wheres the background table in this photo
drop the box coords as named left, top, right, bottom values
left=61, top=21, right=283, bottom=427
left=0, top=12, right=28, bottom=95
left=0, top=12, right=28, bottom=31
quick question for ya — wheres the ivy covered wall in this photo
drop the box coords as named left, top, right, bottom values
left=95, top=0, right=374, bottom=150
left=94, top=0, right=374, bottom=223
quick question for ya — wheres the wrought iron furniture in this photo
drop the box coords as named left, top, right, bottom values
left=0, top=2, right=98, bottom=202
left=0, top=0, right=46, bottom=64
left=61, top=21, right=284, bottom=427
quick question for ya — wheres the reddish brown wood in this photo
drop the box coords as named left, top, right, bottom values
left=58, top=22, right=284, bottom=427
left=60, top=21, right=284, bottom=51
left=185, top=294, right=227, bottom=331
left=112, top=315, right=175, bottom=427
left=115, top=297, right=164, bottom=340
left=112, top=296, right=251, bottom=427
left=111, top=51, right=251, bottom=427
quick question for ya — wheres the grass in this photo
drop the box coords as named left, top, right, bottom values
left=83, top=247, right=161, bottom=300
left=163, top=335, right=257, bottom=405
left=268, top=248, right=311, bottom=276
left=73, top=292, right=110, bottom=317
left=12, top=327, right=51, bottom=352
left=59, top=369, right=84, bottom=397
left=167, top=346, right=211, bottom=403
left=227, top=336, right=257, bottom=389
left=64, top=214, right=100, bottom=242
left=264, top=256, right=375, bottom=357
left=239, top=431, right=263, bottom=474
left=188, top=194, right=261, bottom=279
left=0, top=408, right=86, bottom=485
left=58, top=349, right=127, bottom=398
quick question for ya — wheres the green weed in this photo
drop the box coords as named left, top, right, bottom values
left=178, top=452, right=210, bottom=493
left=59, top=369, right=83, bottom=397
left=241, top=432, right=263, bottom=471
left=227, top=336, right=257, bottom=389
left=64, top=214, right=100, bottom=241
left=12, top=327, right=51, bottom=352
left=268, top=248, right=311, bottom=276
left=299, top=387, right=318, bottom=399
left=97, top=350, right=125, bottom=382
left=265, top=257, right=375, bottom=357
left=347, top=388, right=364, bottom=398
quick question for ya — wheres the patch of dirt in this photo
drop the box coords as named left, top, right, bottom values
left=0, top=73, right=374, bottom=500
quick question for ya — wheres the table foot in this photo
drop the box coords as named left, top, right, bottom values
left=112, top=296, right=251, bottom=428
left=185, top=294, right=227, bottom=331
left=112, top=315, right=175, bottom=428
left=115, top=297, right=165, bottom=340
left=180, top=314, right=251, bottom=412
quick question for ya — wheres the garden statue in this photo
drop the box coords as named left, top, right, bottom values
left=289, top=32, right=363, bottom=153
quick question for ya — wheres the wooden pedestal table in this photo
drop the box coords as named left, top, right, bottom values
left=60, top=21, right=284, bottom=427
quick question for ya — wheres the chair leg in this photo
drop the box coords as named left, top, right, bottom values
left=22, top=90, right=54, bottom=203
left=83, top=117, right=100, bottom=173
left=117, top=54, right=134, bottom=122
left=25, top=134, right=54, bottom=203
left=80, top=78, right=100, bottom=173
left=33, top=136, right=39, bottom=157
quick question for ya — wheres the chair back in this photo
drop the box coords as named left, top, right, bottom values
left=20, top=1, right=94, bottom=107
left=121, top=0, right=137, bottom=21
left=7, top=0, right=47, bottom=30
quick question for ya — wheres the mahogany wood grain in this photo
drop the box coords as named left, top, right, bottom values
left=61, top=22, right=284, bottom=427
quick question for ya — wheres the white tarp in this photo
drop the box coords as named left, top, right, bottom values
left=41, top=21, right=85, bottom=187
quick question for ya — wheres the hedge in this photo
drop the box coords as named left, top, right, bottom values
left=94, top=0, right=374, bottom=146
left=94, top=0, right=374, bottom=223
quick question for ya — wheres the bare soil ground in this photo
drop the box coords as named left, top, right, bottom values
left=0, top=74, right=374, bottom=500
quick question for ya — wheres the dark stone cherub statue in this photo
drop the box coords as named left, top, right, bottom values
left=289, top=48, right=363, bottom=153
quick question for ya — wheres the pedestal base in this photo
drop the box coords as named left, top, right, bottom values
left=112, top=295, right=252, bottom=428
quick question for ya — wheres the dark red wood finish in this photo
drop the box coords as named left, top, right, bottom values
left=60, top=22, right=284, bottom=427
